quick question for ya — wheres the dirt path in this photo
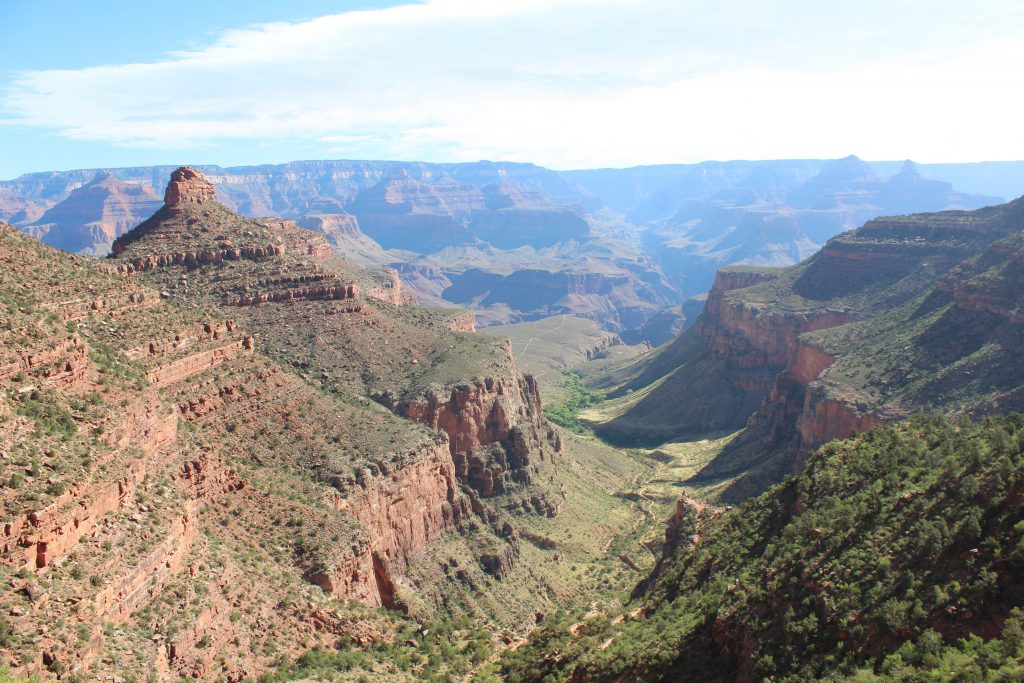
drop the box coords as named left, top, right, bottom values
left=624, top=447, right=724, bottom=558
left=519, top=313, right=568, bottom=359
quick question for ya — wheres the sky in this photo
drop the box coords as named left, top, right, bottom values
left=1, top=0, right=1023, bottom=179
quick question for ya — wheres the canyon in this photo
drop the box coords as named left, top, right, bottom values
left=1, top=160, right=1022, bottom=682
left=1, top=157, right=1008, bottom=344
left=0, top=167, right=629, bottom=681
left=496, top=193, right=1024, bottom=683
left=588, top=195, right=1024, bottom=501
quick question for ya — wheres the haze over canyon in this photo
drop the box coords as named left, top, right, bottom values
left=1, top=156, right=1015, bottom=345
left=2, top=1, right=1023, bottom=681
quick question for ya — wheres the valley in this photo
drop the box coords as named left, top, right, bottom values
left=3, top=1, right=1024, bottom=680
left=0, top=162, right=1021, bottom=683
left=493, top=191, right=1024, bottom=682
left=0, top=168, right=667, bottom=681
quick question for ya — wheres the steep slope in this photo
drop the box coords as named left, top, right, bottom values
left=502, top=414, right=1024, bottom=682
left=588, top=196, right=1024, bottom=499
left=0, top=168, right=652, bottom=681
left=0, top=221, right=426, bottom=680
left=112, top=167, right=560, bottom=499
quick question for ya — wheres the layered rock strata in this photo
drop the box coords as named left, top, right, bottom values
left=399, top=366, right=559, bottom=497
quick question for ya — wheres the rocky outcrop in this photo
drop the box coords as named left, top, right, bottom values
left=164, top=166, right=218, bottom=211
left=950, top=288, right=1024, bottom=323
left=704, top=268, right=778, bottom=304
left=91, top=453, right=245, bottom=676
left=584, top=331, right=622, bottom=359
left=399, top=368, right=557, bottom=497
left=936, top=237, right=1024, bottom=324
left=364, top=268, right=416, bottom=306
left=391, top=263, right=453, bottom=305
left=0, top=334, right=90, bottom=388
left=222, top=284, right=356, bottom=307
left=128, top=321, right=238, bottom=360
left=794, top=390, right=885, bottom=456
left=479, top=539, right=519, bottom=579
left=446, top=310, right=477, bottom=333
left=161, top=560, right=260, bottom=681
left=44, top=289, right=152, bottom=321
left=737, top=337, right=885, bottom=476
left=296, top=213, right=363, bottom=246
left=3, top=469, right=142, bottom=571
left=788, top=340, right=835, bottom=385
left=146, top=337, right=254, bottom=386
left=2, top=391, right=178, bottom=572
left=113, top=243, right=284, bottom=271
left=702, top=269, right=860, bottom=389
left=94, top=506, right=199, bottom=624
left=102, top=390, right=180, bottom=458
left=254, top=217, right=335, bottom=261
left=321, top=442, right=468, bottom=607
left=176, top=448, right=246, bottom=500
left=109, top=167, right=288, bottom=270
left=503, top=491, right=561, bottom=518
left=702, top=303, right=859, bottom=391
left=298, top=213, right=362, bottom=238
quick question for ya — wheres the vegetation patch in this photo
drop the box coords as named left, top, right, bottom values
left=502, top=413, right=1024, bottom=682
left=543, top=372, right=605, bottom=434
left=259, top=615, right=494, bottom=683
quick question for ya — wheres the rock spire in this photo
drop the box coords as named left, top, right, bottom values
left=164, top=166, right=217, bottom=211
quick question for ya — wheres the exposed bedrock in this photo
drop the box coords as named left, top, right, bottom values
left=398, top=371, right=559, bottom=497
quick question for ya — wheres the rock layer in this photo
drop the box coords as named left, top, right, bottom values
left=164, top=166, right=218, bottom=210
left=322, top=441, right=468, bottom=607
left=600, top=197, right=1024, bottom=499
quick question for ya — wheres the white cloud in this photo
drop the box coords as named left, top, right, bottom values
left=3, top=0, right=1024, bottom=167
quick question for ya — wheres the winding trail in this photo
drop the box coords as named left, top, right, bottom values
left=518, top=313, right=569, bottom=360
left=626, top=447, right=724, bottom=558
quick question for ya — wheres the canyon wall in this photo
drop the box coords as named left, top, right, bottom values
left=321, top=441, right=469, bottom=607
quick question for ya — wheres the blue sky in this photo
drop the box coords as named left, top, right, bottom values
left=2, top=0, right=1023, bottom=179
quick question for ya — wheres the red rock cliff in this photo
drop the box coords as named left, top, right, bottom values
left=164, top=166, right=217, bottom=211
left=700, top=269, right=860, bottom=391
left=397, top=345, right=558, bottom=497
left=320, top=441, right=469, bottom=607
